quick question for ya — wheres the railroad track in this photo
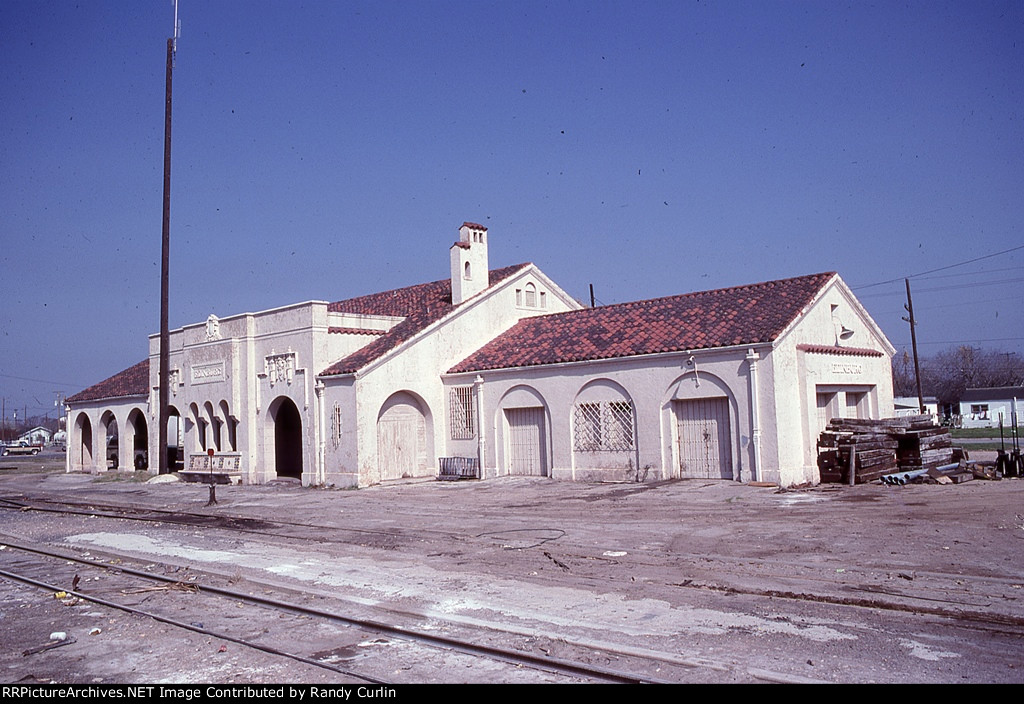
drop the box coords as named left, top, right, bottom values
left=4, top=493, right=1023, bottom=635
left=4, top=534, right=718, bottom=684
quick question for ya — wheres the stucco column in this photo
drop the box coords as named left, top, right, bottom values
left=474, top=375, right=486, bottom=479
left=746, top=348, right=762, bottom=483
left=315, top=379, right=325, bottom=485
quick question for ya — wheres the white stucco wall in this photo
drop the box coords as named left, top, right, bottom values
left=324, top=266, right=581, bottom=487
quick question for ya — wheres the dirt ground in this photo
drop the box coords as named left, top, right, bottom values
left=1, top=450, right=1022, bottom=684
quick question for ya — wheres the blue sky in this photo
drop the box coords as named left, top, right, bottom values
left=1, top=0, right=1022, bottom=421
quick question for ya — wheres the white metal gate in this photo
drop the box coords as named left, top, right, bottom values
left=377, top=394, right=427, bottom=481
left=506, top=407, right=546, bottom=476
left=674, top=398, right=733, bottom=479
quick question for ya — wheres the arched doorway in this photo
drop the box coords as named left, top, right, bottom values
left=376, top=391, right=432, bottom=482
left=74, top=413, right=94, bottom=471
left=268, top=396, right=302, bottom=480
left=219, top=400, right=236, bottom=451
left=166, top=406, right=183, bottom=472
left=101, top=411, right=119, bottom=470
left=126, top=408, right=149, bottom=470
left=496, top=385, right=550, bottom=477
left=665, top=371, right=738, bottom=480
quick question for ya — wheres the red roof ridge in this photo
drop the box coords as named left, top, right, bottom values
left=462, top=221, right=487, bottom=230
left=796, top=343, right=883, bottom=357
left=596, top=271, right=838, bottom=311
left=328, top=327, right=387, bottom=336
left=321, top=263, right=531, bottom=376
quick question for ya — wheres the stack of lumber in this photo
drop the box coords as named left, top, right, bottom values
left=816, top=415, right=953, bottom=484
left=818, top=418, right=899, bottom=484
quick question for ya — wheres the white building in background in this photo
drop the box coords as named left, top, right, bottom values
left=66, top=222, right=895, bottom=487
left=894, top=396, right=940, bottom=423
left=958, top=387, right=1024, bottom=429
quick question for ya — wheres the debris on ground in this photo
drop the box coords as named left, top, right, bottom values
left=878, top=460, right=1004, bottom=486
left=23, top=635, right=76, bottom=657
left=121, top=582, right=199, bottom=595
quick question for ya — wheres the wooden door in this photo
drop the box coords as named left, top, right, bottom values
left=675, top=398, right=733, bottom=479
left=377, top=395, right=427, bottom=481
left=506, top=407, right=547, bottom=476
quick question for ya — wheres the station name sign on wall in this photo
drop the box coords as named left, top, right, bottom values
left=191, top=362, right=226, bottom=385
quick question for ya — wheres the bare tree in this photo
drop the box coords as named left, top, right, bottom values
left=917, top=346, right=1024, bottom=404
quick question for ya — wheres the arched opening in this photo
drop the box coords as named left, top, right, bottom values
left=495, top=385, right=549, bottom=477
left=571, top=379, right=639, bottom=480
left=376, top=391, right=432, bottom=482
left=189, top=403, right=205, bottom=452
left=101, top=411, right=119, bottom=470
left=204, top=401, right=221, bottom=452
left=664, top=371, right=739, bottom=480
left=524, top=282, right=537, bottom=307
left=126, top=408, right=149, bottom=470
left=268, top=396, right=303, bottom=479
left=74, top=413, right=94, bottom=471
left=220, top=400, right=236, bottom=451
left=166, top=406, right=183, bottom=472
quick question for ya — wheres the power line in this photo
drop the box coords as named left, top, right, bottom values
left=853, top=243, right=1024, bottom=291
left=0, top=372, right=83, bottom=388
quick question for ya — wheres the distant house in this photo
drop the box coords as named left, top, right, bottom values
left=893, top=396, right=939, bottom=423
left=958, top=387, right=1024, bottom=429
left=17, top=426, right=52, bottom=445
left=66, top=222, right=895, bottom=487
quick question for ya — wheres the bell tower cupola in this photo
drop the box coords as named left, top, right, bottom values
left=450, top=221, right=489, bottom=304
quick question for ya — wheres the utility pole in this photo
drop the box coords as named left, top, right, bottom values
left=159, top=1, right=180, bottom=474
left=902, top=278, right=925, bottom=414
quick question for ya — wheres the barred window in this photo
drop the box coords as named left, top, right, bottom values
left=332, top=404, right=342, bottom=448
left=450, top=386, right=476, bottom=439
left=574, top=400, right=634, bottom=452
left=574, top=402, right=603, bottom=451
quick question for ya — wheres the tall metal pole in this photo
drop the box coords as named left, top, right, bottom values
left=903, top=278, right=925, bottom=414
left=158, top=9, right=178, bottom=474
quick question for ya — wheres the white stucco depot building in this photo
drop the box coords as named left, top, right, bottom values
left=67, top=222, right=895, bottom=487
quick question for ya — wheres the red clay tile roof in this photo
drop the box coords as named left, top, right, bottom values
left=67, top=359, right=149, bottom=403
left=449, top=272, right=838, bottom=373
left=452, top=241, right=471, bottom=249
left=797, top=344, right=884, bottom=357
left=321, top=263, right=530, bottom=376
left=462, top=222, right=487, bottom=230
left=328, top=327, right=388, bottom=336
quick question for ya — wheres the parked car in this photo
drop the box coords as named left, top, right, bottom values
left=2, top=441, right=41, bottom=456
left=106, top=438, right=148, bottom=470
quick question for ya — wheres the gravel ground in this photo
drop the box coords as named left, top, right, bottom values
left=1, top=451, right=1022, bottom=684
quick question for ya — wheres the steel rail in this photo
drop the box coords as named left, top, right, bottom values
left=0, top=562, right=386, bottom=684
left=0, top=538, right=657, bottom=684
left=4, top=494, right=1022, bottom=633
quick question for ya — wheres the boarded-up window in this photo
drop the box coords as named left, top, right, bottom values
left=450, top=386, right=475, bottom=439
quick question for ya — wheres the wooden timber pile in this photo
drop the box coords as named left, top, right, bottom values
left=817, top=415, right=954, bottom=484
